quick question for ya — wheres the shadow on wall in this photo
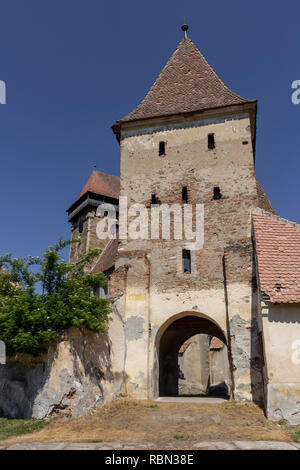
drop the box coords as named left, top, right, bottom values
left=250, top=252, right=266, bottom=410
left=0, top=327, right=127, bottom=419
left=268, top=306, right=300, bottom=324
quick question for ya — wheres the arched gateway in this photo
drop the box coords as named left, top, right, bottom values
left=156, top=313, right=230, bottom=397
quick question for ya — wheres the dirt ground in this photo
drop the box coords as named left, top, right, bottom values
left=1, top=399, right=290, bottom=447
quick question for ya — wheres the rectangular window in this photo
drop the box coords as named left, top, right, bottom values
left=182, top=186, right=188, bottom=204
left=208, top=133, right=215, bottom=150
left=151, top=194, right=160, bottom=205
left=94, top=284, right=109, bottom=299
left=213, top=187, right=222, bottom=200
left=159, top=141, right=166, bottom=156
left=183, top=249, right=191, bottom=274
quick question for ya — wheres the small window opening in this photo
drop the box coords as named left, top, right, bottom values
left=182, top=186, right=188, bottom=204
left=151, top=194, right=160, bottom=205
left=159, top=141, right=166, bottom=156
left=213, top=187, right=222, bottom=200
left=103, top=211, right=108, bottom=217
left=208, top=133, right=215, bottom=150
left=78, top=216, right=84, bottom=233
left=274, top=284, right=282, bottom=292
left=183, top=249, right=191, bottom=274
left=242, top=140, right=249, bottom=145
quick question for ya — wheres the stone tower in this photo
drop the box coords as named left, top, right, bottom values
left=67, top=170, right=119, bottom=265
left=109, top=36, right=276, bottom=402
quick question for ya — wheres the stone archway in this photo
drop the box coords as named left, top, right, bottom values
left=157, top=313, right=228, bottom=397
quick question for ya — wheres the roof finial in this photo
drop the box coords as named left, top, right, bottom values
left=181, top=23, right=188, bottom=39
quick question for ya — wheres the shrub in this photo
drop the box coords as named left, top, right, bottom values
left=0, top=239, right=111, bottom=356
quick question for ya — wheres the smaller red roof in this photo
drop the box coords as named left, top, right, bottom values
left=179, top=341, right=191, bottom=354
left=91, top=239, right=118, bottom=274
left=253, top=210, right=300, bottom=303
left=210, top=337, right=224, bottom=350
left=79, top=170, right=120, bottom=200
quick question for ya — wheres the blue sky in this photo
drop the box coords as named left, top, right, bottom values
left=0, top=0, right=299, bottom=260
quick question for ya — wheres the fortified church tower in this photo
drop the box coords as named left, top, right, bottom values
left=108, top=27, right=275, bottom=402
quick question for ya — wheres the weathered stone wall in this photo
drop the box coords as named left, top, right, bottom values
left=209, top=348, right=230, bottom=392
left=178, top=335, right=210, bottom=395
left=260, top=302, right=300, bottom=425
left=111, top=107, right=263, bottom=401
left=0, top=322, right=126, bottom=419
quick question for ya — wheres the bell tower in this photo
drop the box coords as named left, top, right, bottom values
left=67, top=169, right=119, bottom=265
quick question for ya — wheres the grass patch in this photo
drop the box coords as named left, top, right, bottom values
left=0, top=417, right=48, bottom=442
left=284, top=425, right=300, bottom=443
left=173, top=434, right=185, bottom=440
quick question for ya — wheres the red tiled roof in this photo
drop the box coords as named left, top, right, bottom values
left=210, top=337, right=224, bottom=350
left=79, top=170, right=120, bottom=200
left=120, top=38, right=254, bottom=123
left=179, top=341, right=191, bottom=354
left=91, top=239, right=118, bottom=274
left=253, top=210, right=300, bottom=303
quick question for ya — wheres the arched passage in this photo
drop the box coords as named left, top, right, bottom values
left=158, top=313, right=229, bottom=397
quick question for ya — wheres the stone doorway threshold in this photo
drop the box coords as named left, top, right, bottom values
left=156, top=396, right=228, bottom=404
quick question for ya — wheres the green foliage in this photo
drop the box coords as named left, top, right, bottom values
left=0, top=239, right=111, bottom=356
left=0, top=417, right=48, bottom=442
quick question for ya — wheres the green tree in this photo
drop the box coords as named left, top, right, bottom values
left=0, top=239, right=111, bottom=356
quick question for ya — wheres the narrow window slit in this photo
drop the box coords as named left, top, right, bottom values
left=208, top=133, right=215, bottom=150
left=159, top=141, right=166, bottom=156
left=213, top=187, right=222, bottom=200
left=182, top=186, right=188, bottom=204
left=183, top=249, right=191, bottom=274
left=151, top=194, right=160, bottom=205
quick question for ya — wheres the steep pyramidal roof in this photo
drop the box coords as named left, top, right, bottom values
left=91, top=239, right=118, bottom=274
left=120, top=38, right=255, bottom=123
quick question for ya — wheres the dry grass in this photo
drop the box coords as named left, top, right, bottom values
left=1, top=399, right=290, bottom=446
left=284, top=424, right=300, bottom=443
